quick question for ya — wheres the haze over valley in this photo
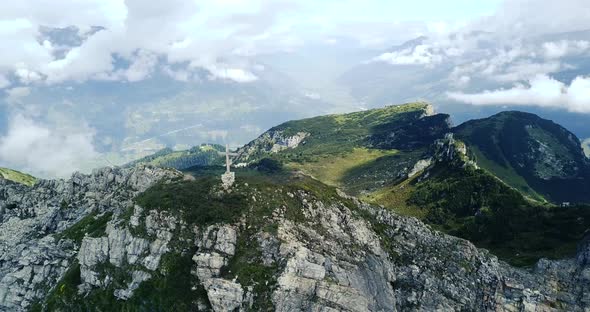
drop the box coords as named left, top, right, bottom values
left=1, top=0, right=590, bottom=178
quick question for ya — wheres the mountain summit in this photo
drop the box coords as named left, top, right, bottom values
left=1, top=103, right=589, bottom=311
left=454, top=111, right=590, bottom=203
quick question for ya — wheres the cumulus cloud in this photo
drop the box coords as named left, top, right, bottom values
left=121, top=50, right=158, bottom=82
left=371, top=45, right=443, bottom=66
left=447, top=74, right=590, bottom=113
left=0, top=115, right=98, bottom=178
left=0, top=0, right=298, bottom=86
left=542, top=40, right=590, bottom=59
left=492, top=61, right=562, bottom=82
left=470, top=0, right=590, bottom=37
left=205, top=66, right=258, bottom=83
left=15, top=68, right=42, bottom=84
left=0, top=75, right=10, bottom=89
left=5, top=87, right=31, bottom=103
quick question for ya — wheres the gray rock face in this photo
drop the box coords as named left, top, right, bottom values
left=77, top=210, right=177, bottom=293
left=234, top=130, right=309, bottom=165
left=270, top=191, right=397, bottom=312
left=203, top=278, right=245, bottom=312
left=407, top=158, right=432, bottom=178
left=114, top=270, right=151, bottom=300
left=192, top=224, right=256, bottom=311
left=0, top=165, right=180, bottom=310
left=2, top=163, right=590, bottom=311
left=258, top=189, right=590, bottom=311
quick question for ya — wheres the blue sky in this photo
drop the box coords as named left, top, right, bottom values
left=312, top=0, right=501, bottom=23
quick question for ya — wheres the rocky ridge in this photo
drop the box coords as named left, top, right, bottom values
left=0, top=165, right=181, bottom=310
left=3, top=166, right=588, bottom=311
left=1, top=104, right=590, bottom=311
left=234, top=130, right=309, bottom=166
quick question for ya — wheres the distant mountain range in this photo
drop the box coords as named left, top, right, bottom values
left=6, top=30, right=590, bottom=180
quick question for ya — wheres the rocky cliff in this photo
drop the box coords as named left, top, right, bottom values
left=2, top=166, right=589, bottom=311
left=0, top=166, right=181, bottom=310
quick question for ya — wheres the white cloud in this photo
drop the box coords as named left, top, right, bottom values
left=162, top=66, right=191, bottom=82
left=5, top=86, right=31, bottom=103
left=0, top=0, right=296, bottom=86
left=470, top=0, right=590, bottom=37
left=492, top=61, right=562, bottom=82
left=448, top=74, right=590, bottom=113
left=43, top=29, right=116, bottom=83
left=0, top=114, right=98, bottom=178
left=205, top=65, right=258, bottom=83
left=15, top=68, right=42, bottom=84
left=0, top=19, right=53, bottom=72
left=542, top=40, right=590, bottom=59
left=0, top=75, right=10, bottom=89
left=122, top=50, right=158, bottom=82
left=371, top=45, right=443, bottom=66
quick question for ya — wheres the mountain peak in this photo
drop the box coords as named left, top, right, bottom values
left=454, top=110, right=590, bottom=203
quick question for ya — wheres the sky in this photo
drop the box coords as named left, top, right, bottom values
left=0, top=0, right=589, bottom=177
left=0, top=0, right=504, bottom=87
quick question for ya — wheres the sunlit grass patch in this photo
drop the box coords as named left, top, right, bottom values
left=287, top=148, right=398, bottom=187
left=0, top=167, right=36, bottom=186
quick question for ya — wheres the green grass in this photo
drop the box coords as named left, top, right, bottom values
left=406, top=164, right=590, bottom=267
left=583, top=138, right=590, bottom=157
left=245, top=103, right=440, bottom=196
left=454, top=111, right=590, bottom=203
left=44, top=263, right=83, bottom=311
left=287, top=148, right=398, bottom=187
left=221, top=228, right=278, bottom=311
left=125, top=144, right=224, bottom=170
left=56, top=212, right=113, bottom=244
left=128, top=252, right=209, bottom=311
left=468, top=146, right=545, bottom=202
left=135, top=176, right=248, bottom=226
left=341, top=149, right=424, bottom=195
left=254, top=102, right=434, bottom=164
left=361, top=178, right=428, bottom=219
left=0, top=167, right=36, bottom=186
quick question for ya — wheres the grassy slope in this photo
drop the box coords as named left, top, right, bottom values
left=584, top=138, right=590, bottom=157
left=454, top=111, right=590, bottom=203
left=361, top=177, right=428, bottom=219
left=406, top=164, right=590, bottom=266
left=125, top=144, right=224, bottom=170
left=452, top=113, right=544, bottom=202
left=267, top=105, right=590, bottom=266
left=259, top=102, right=438, bottom=195
left=287, top=148, right=398, bottom=187
left=273, top=102, right=431, bottom=159
left=468, top=146, right=545, bottom=202
left=0, top=167, right=36, bottom=186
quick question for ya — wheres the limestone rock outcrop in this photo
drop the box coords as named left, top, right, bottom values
left=1, top=164, right=590, bottom=311
left=0, top=166, right=180, bottom=310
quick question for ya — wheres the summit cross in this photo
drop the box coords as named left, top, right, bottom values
left=220, top=144, right=237, bottom=189
left=225, top=144, right=231, bottom=173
